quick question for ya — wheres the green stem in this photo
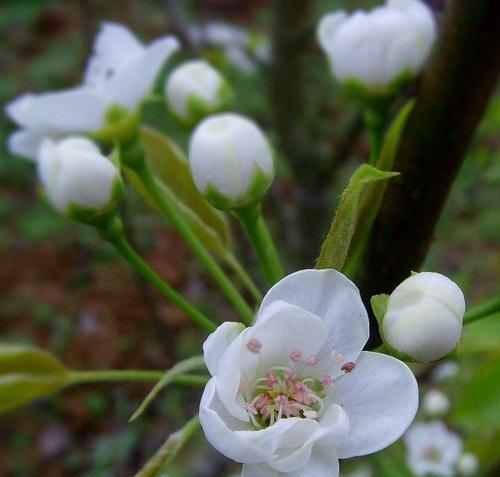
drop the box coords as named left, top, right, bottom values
left=223, top=251, right=263, bottom=302
left=134, top=415, right=200, bottom=477
left=364, top=108, right=387, bottom=165
left=97, top=216, right=217, bottom=332
left=134, top=160, right=254, bottom=324
left=234, top=205, right=285, bottom=286
left=67, top=370, right=208, bottom=386
left=464, top=296, right=500, bottom=324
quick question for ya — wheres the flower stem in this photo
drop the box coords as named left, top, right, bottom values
left=364, top=107, right=388, bottom=165
left=223, top=251, right=263, bottom=302
left=97, top=215, right=217, bottom=332
left=464, top=296, right=500, bottom=324
left=133, top=160, right=254, bottom=324
left=134, top=415, right=200, bottom=477
left=234, top=204, right=284, bottom=286
left=67, top=370, right=208, bottom=386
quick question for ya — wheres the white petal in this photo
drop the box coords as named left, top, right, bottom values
left=258, top=269, right=369, bottom=377
left=5, top=94, right=35, bottom=126
left=216, top=301, right=328, bottom=420
left=203, top=322, right=245, bottom=376
left=7, top=130, right=46, bottom=160
left=317, top=12, right=348, bottom=55
left=242, top=463, right=279, bottom=477
left=199, top=377, right=269, bottom=464
left=333, top=351, right=418, bottom=458
left=103, top=36, right=179, bottom=109
left=288, top=447, right=339, bottom=477
left=5, top=88, right=107, bottom=133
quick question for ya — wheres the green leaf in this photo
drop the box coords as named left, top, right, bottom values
left=371, top=294, right=389, bottom=327
left=457, top=312, right=500, bottom=355
left=452, top=355, right=500, bottom=432
left=132, top=127, right=231, bottom=254
left=129, top=356, right=205, bottom=422
left=0, top=343, right=69, bottom=414
left=315, top=164, right=399, bottom=270
left=343, top=100, right=415, bottom=277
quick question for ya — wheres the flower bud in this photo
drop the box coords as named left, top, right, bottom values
left=38, top=136, right=123, bottom=223
left=422, top=390, right=450, bottom=417
left=382, top=272, right=465, bottom=362
left=188, top=113, right=274, bottom=210
left=165, top=60, right=232, bottom=125
left=457, top=453, right=479, bottom=476
left=317, top=0, right=436, bottom=98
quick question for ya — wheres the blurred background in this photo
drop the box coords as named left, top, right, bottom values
left=0, top=0, right=498, bottom=476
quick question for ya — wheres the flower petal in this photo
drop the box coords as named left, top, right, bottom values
left=199, top=377, right=269, bottom=464
left=288, top=447, right=339, bottom=477
left=242, top=463, right=279, bottom=477
left=5, top=88, right=107, bottom=133
left=258, top=269, right=369, bottom=377
left=333, top=351, right=418, bottom=458
left=216, top=301, right=328, bottom=420
left=317, top=11, right=348, bottom=55
left=203, top=321, right=245, bottom=376
left=102, top=36, right=179, bottom=110
left=6, top=130, right=46, bottom=160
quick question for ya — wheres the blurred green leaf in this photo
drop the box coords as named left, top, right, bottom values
left=0, top=343, right=69, bottom=414
left=457, top=312, right=500, bottom=355
left=126, top=127, right=231, bottom=256
left=452, top=355, right=500, bottom=432
left=316, top=164, right=399, bottom=270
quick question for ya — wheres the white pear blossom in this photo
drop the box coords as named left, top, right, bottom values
left=317, top=0, right=437, bottom=96
left=405, top=421, right=462, bottom=476
left=457, top=453, right=479, bottom=476
left=422, top=390, right=450, bottom=417
left=5, top=23, right=179, bottom=160
left=165, top=60, right=231, bottom=124
left=38, top=136, right=122, bottom=220
left=382, top=272, right=466, bottom=362
left=431, top=361, right=459, bottom=383
left=200, top=269, right=419, bottom=477
left=189, top=113, right=274, bottom=210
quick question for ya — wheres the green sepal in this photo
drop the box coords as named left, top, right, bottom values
left=67, top=176, right=124, bottom=225
left=342, top=69, right=413, bottom=108
left=0, top=343, right=69, bottom=414
left=371, top=293, right=389, bottom=328
left=91, top=103, right=139, bottom=146
left=204, top=166, right=273, bottom=211
left=315, top=164, right=399, bottom=271
left=177, top=80, right=233, bottom=127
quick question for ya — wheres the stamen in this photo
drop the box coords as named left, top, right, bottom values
left=341, top=361, right=356, bottom=373
left=306, top=356, right=319, bottom=367
left=304, top=410, right=318, bottom=419
left=289, top=349, right=303, bottom=363
left=322, top=375, right=332, bottom=388
left=331, top=350, right=345, bottom=363
left=247, top=338, right=263, bottom=354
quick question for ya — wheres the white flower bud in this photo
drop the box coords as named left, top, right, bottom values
left=382, top=272, right=466, bottom=362
left=188, top=113, right=274, bottom=210
left=38, top=136, right=123, bottom=222
left=166, top=60, right=232, bottom=125
left=457, top=453, right=479, bottom=476
left=317, top=0, right=437, bottom=97
left=422, top=390, right=450, bottom=416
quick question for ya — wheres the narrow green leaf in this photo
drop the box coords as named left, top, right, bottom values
left=371, top=294, right=390, bottom=327
left=343, top=100, right=415, bottom=277
left=315, top=164, right=399, bottom=270
left=129, top=356, right=206, bottom=422
left=452, top=355, right=500, bottom=432
left=0, top=344, right=69, bottom=414
left=137, top=127, right=231, bottom=249
left=133, top=416, right=200, bottom=477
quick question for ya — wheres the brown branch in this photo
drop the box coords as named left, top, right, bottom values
left=358, top=0, right=500, bottom=346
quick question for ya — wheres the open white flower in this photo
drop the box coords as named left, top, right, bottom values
left=5, top=23, right=179, bottom=160
left=38, top=136, right=123, bottom=221
left=317, top=0, right=436, bottom=96
left=200, top=269, right=419, bottom=477
left=382, top=272, right=466, bottom=362
left=405, top=421, right=462, bottom=477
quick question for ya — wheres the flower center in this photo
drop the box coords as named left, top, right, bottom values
left=424, top=446, right=442, bottom=462
left=242, top=366, right=328, bottom=428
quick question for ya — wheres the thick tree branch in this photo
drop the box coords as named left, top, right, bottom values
left=359, top=0, right=500, bottom=346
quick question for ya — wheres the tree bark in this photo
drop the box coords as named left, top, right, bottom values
left=359, top=0, right=500, bottom=347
